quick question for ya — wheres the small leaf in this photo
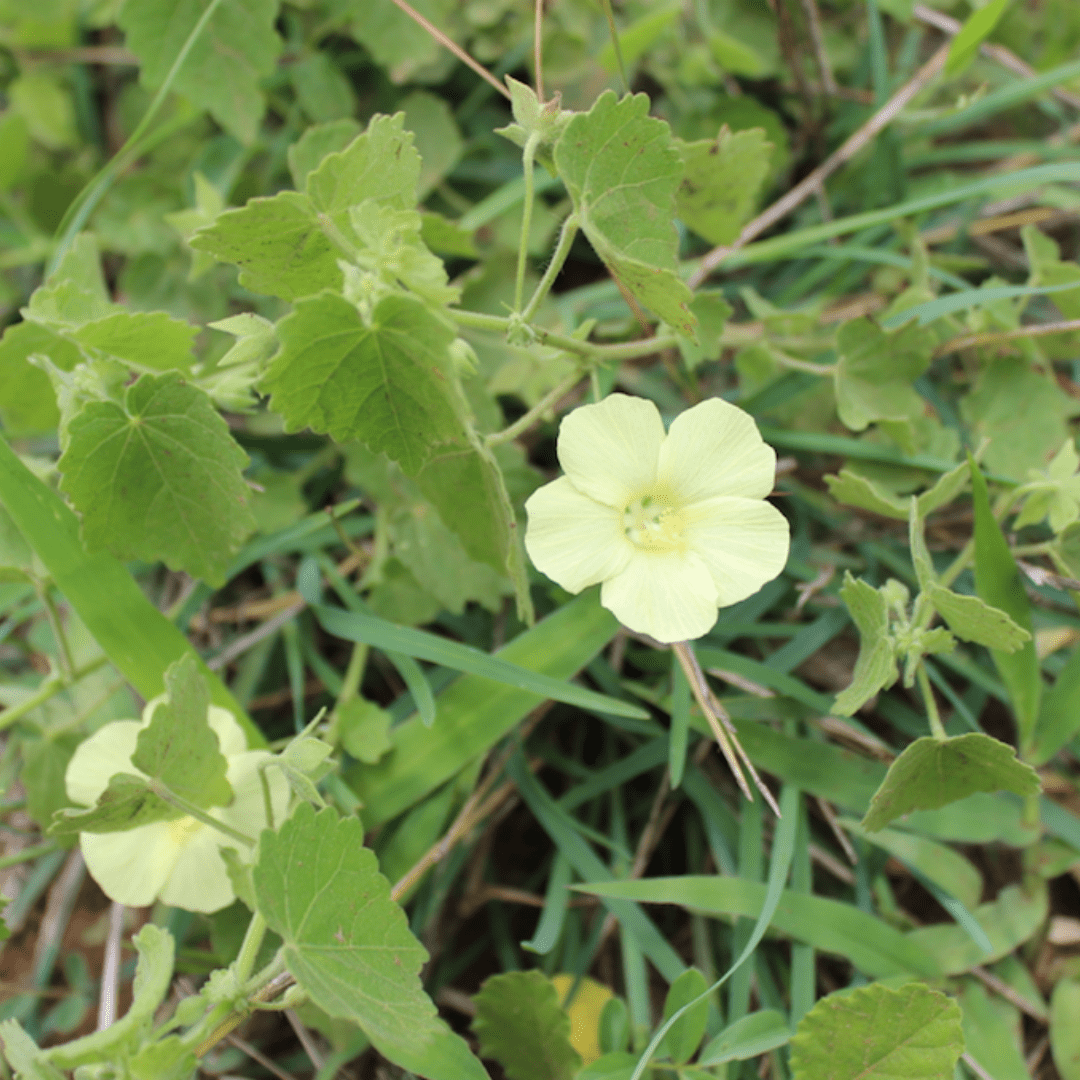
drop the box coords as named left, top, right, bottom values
left=0, top=1021, right=66, bottom=1080
left=25, top=234, right=114, bottom=328
left=131, top=655, right=232, bottom=810
left=471, top=971, right=581, bottom=1080
left=676, top=127, right=771, bottom=246
left=57, top=372, right=256, bottom=585
left=70, top=311, right=197, bottom=372
left=554, top=92, right=695, bottom=337
left=825, top=470, right=908, bottom=519
left=264, top=293, right=463, bottom=474
left=1050, top=974, right=1080, bottom=1080
left=118, top=0, right=282, bottom=144
left=698, top=1010, right=791, bottom=1066
left=970, top=455, right=1041, bottom=747
left=928, top=585, right=1030, bottom=652
left=0, top=320, right=80, bottom=435
left=945, top=0, right=1011, bottom=76
left=252, top=803, right=488, bottom=1080
left=788, top=982, right=963, bottom=1080
left=287, top=118, right=362, bottom=189
left=338, top=698, right=393, bottom=764
left=833, top=318, right=934, bottom=434
left=677, top=291, right=733, bottom=372
left=862, top=733, right=1041, bottom=832
left=660, top=968, right=709, bottom=1065
left=917, top=460, right=970, bottom=517
left=49, top=773, right=177, bottom=836
left=834, top=573, right=898, bottom=716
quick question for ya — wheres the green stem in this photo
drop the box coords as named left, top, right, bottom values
left=0, top=655, right=109, bottom=735
left=148, top=782, right=256, bottom=849
left=234, top=910, right=268, bottom=985
left=917, top=664, right=947, bottom=739
left=450, top=308, right=680, bottom=362
left=515, top=132, right=542, bottom=313
left=485, top=368, right=584, bottom=447
left=599, top=0, right=628, bottom=93
left=38, top=586, right=74, bottom=679
left=771, top=350, right=834, bottom=376
left=50, top=0, right=226, bottom=272
left=522, top=213, right=579, bottom=323
left=336, top=643, right=368, bottom=709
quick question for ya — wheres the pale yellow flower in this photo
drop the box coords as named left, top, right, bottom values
left=65, top=702, right=289, bottom=913
left=524, top=394, right=789, bottom=643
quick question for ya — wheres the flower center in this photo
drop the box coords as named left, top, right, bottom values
left=167, top=814, right=203, bottom=847
left=622, top=492, right=688, bottom=554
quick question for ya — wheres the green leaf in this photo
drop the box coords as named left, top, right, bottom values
left=43, top=924, right=175, bottom=1069
left=264, top=293, right=462, bottom=474
left=833, top=318, right=934, bottom=433
left=291, top=51, right=355, bottom=123
left=57, top=371, right=255, bottom=585
left=0, top=439, right=260, bottom=743
left=676, top=291, right=732, bottom=372
left=906, top=881, right=1047, bottom=974
left=118, top=0, right=282, bottom=144
left=22, top=736, right=78, bottom=833
left=554, top=92, right=695, bottom=337
left=399, top=90, right=464, bottom=201
left=471, top=971, right=581, bottom=1080
left=862, top=733, right=1041, bottom=832
left=1032, top=644, right=1080, bottom=764
left=1051, top=974, right=1080, bottom=1080
left=576, top=877, right=941, bottom=979
left=25, top=233, right=114, bottom=328
left=338, top=698, right=392, bottom=764
left=131, top=655, right=231, bottom=809
left=576, top=1052, right=638, bottom=1080
left=0, top=320, right=80, bottom=435
left=0, top=1021, right=67, bottom=1080
left=970, top=456, right=1041, bottom=746
left=252, top=803, right=489, bottom=1080
left=191, top=190, right=341, bottom=300
left=69, top=311, right=197, bottom=372
left=834, top=573, right=898, bottom=716
left=957, top=978, right=1028, bottom=1080
left=660, top=968, right=708, bottom=1065
left=287, top=118, right=362, bottom=189
left=788, top=983, right=963, bottom=1080
left=825, top=470, right=908, bottom=519
left=676, top=127, right=771, bottom=246
left=698, top=1010, right=791, bottom=1066
left=927, top=585, right=1030, bottom=652
left=945, top=0, right=1011, bottom=75
left=49, top=772, right=177, bottom=836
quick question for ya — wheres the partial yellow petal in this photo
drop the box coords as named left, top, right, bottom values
left=525, top=477, right=632, bottom=593
left=601, top=550, right=719, bottom=643
left=207, top=706, right=249, bottom=757
left=160, top=821, right=237, bottom=913
left=688, top=497, right=790, bottom=606
left=217, top=751, right=291, bottom=838
left=80, top=823, right=177, bottom=907
left=65, top=721, right=143, bottom=807
left=557, top=394, right=664, bottom=508
left=658, top=397, right=776, bottom=504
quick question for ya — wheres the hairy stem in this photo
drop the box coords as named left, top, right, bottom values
left=515, top=132, right=542, bottom=313
left=234, top=910, right=268, bottom=985
left=0, top=655, right=109, bottom=735
left=148, top=782, right=256, bottom=849
left=917, top=664, right=947, bottom=739
left=522, top=213, right=579, bottom=323
left=485, top=368, right=584, bottom=448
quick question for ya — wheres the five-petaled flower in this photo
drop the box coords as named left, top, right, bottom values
left=524, top=394, right=789, bottom=643
left=65, top=702, right=289, bottom=913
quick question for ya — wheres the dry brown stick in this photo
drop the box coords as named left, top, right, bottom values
left=387, top=0, right=510, bottom=99
left=534, top=0, right=545, bottom=104
left=688, top=40, right=952, bottom=289
left=798, top=0, right=837, bottom=96
left=970, top=965, right=1048, bottom=1024
left=285, top=1009, right=327, bottom=1071
left=912, top=3, right=1080, bottom=111
left=814, top=797, right=858, bottom=865
left=19, top=46, right=138, bottom=64
left=96, top=902, right=126, bottom=1031
left=227, top=1032, right=301, bottom=1080
left=937, top=318, right=1080, bottom=356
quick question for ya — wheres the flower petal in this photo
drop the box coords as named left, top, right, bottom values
left=688, top=496, right=790, bottom=606
left=658, top=397, right=776, bottom=504
left=216, top=751, right=291, bottom=837
left=557, top=394, right=664, bottom=507
left=160, top=822, right=236, bottom=913
left=208, top=706, right=249, bottom=756
left=600, top=550, right=719, bottom=643
left=525, top=477, right=632, bottom=593
left=65, top=721, right=143, bottom=807
left=80, top=823, right=177, bottom=907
